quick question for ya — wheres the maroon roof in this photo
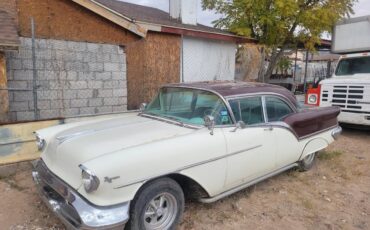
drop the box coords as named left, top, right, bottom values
left=0, top=10, right=19, bottom=50
left=95, top=0, right=237, bottom=37
left=165, top=81, right=298, bottom=106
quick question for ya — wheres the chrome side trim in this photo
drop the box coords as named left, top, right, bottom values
left=139, top=113, right=201, bottom=130
left=199, top=163, right=299, bottom=203
left=114, top=144, right=262, bottom=189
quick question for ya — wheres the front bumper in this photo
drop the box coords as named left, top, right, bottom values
left=32, top=159, right=130, bottom=229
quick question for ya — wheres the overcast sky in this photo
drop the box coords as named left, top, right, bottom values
left=121, top=0, right=370, bottom=27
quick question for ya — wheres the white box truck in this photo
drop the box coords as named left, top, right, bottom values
left=306, top=16, right=370, bottom=126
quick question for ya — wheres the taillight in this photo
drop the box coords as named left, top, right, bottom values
left=305, top=85, right=321, bottom=106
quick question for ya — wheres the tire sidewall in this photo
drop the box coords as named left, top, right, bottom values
left=126, top=178, right=184, bottom=230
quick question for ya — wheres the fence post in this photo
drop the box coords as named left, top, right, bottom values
left=31, top=17, right=39, bottom=120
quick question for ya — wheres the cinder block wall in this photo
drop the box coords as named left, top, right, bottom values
left=5, top=37, right=127, bottom=121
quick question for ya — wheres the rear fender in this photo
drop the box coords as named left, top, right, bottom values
left=300, top=138, right=329, bottom=160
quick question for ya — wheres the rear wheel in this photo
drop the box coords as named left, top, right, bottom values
left=298, top=152, right=316, bottom=171
left=125, top=177, right=184, bottom=230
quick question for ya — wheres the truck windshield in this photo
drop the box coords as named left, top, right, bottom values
left=144, top=87, right=232, bottom=126
left=335, top=56, right=370, bottom=76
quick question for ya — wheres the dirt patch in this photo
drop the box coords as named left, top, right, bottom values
left=0, top=128, right=369, bottom=229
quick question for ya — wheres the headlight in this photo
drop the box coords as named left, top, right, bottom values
left=308, top=94, right=317, bottom=104
left=35, top=134, right=46, bottom=151
left=80, top=165, right=100, bottom=193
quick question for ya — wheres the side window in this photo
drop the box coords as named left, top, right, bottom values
left=229, top=97, right=264, bottom=125
left=265, top=97, right=293, bottom=122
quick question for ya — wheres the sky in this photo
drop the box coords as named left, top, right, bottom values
left=120, top=0, right=370, bottom=27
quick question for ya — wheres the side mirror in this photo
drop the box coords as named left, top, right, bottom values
left=204, top=115, right=215, bottom=135
left=232, top=120, right=246, bottom=132
left=139, top=103, right=147, bottom=112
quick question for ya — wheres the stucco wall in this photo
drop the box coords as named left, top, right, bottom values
left=182, top=37, right=236, bottom=82
left=5, top=38, right=127, bottom=121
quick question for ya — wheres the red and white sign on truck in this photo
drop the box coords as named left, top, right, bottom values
left=306, top=16, right=370, bottom=126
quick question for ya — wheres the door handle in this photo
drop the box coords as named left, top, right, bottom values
left=264, top=126, right=273, bottom=131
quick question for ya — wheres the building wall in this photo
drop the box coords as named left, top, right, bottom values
left=182, top=37, right=236, bottom=82
left=16, top=0, right=139, bottom=45
left=0, top=52, right=9, bottom=122
left=5, top=38, right=127, bottom=121
left=126, top=32, right=181, bottom=109
left=0, top=0, right=17, bottom=24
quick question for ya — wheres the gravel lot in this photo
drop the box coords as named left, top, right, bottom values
left=0, top=128, right=369, bottom=230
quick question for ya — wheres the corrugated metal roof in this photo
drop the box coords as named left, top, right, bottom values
left=0, top=10, right=20, bottom=50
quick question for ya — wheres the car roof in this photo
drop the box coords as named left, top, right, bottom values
left=163, top=81, right=298, bottom=106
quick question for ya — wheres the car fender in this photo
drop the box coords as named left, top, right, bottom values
left=300, top=137, right=329, bottom=160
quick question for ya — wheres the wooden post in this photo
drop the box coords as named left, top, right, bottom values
left=0, top=52, right=9, bottom=122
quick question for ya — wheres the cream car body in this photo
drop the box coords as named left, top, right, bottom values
left=32, top=82, right=342, bottom=229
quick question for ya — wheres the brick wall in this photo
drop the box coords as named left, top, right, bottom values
left=5, top=37, right=127, bottom=121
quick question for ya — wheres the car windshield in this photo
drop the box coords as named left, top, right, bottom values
left=144, top=87, right=232, bottom=126
left=335, top=56, right=370, bottom=76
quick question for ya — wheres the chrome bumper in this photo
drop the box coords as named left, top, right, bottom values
left=331, top=126, right=342, bottom=140
left=32, top=160, right=130, bottom=230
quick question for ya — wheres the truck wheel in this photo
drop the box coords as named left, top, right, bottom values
left=126, top=177, right=184, bottom=230
left=298, top=152, right=316, bottom=171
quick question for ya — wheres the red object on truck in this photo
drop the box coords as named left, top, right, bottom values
left=305, top=85, right=321, bottom=106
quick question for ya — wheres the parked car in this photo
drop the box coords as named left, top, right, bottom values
left=32, top=81, right=342, bottom=230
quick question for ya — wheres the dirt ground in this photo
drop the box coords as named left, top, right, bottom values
left=0, top=128, right=369, bottom=230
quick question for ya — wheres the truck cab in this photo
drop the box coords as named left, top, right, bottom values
left=305, top=16, right=370, bottom=126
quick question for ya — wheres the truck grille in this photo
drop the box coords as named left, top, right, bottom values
left=321, top=85, right=365, bottom=111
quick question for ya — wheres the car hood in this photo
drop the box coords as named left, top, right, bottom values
left=38, top=113, right=197, bottom=189
left=321, top=75, right=370, bottom=85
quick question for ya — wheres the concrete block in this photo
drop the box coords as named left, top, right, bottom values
left=98, top=89, right=113, bottom=98
left=77, top=89, right=93, bottom=99
left=7, top=81, right=28, bottom=89
left=37, top=90, right=60, bottom=100
left=111, top=72, right=125, bottom=80
left=36, top=80, right=50, bottom=89
left=88, top=98, right=103, bottom=107
left=13, top=91, right=33, bottom=101
left=50, top=100, right=70, bottom=109
left=104, top=63, right=120, bottom=72
left=113, top=89, right=127, bottom=97
left=86, top=43, right=101, bottom=52
left=35, top=49, right=53, bottom=60
left=96, top=53, right=111, bottom=62
left=113, top=105, right=127, bottom=112
left=88, top=81, right=103, bottom=89
left=103, top=97, right=122, bottom=106
left=69, top=81, right=87, bottom=89
left=16, top=49, right=32, bottom=59
left=9, top=101, right=29, bottom=112
left=37, top=100, right=51, bottom=110
left=88, top=62, right=103, bottom=72
left=68, top=41, right=87, bottom=52
left=9, top=59, right=22, bottom=70
left=61, top=108, right=79, bottom=117
left=16, top=111, right=35, bottom=121
left=101, top=45, right=117, bottom=53
left=110, top=54, right=124, bottom=63
left=95, top=72, right=111, bottom=80
left=67, top=71, right=78, bottom=81
left=40, top=109, right=60, bottom=119
left=62, top=90, right=77, bottom=99
left=20, top=37, right=32, bottom=47
left=78, top=72, right=94, bottom=81
left=52, top=39, right=68, bottom=50
left=83, top=52, right=96, bottom=62
left=70, top=99, right=88, bottom=108
left=97, top=106, right=113, bottom=113
left=80, top=107, right=96, bottom=115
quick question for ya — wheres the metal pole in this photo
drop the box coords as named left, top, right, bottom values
left=31, top=17, right=39, bottom=119
left=303, top=50, right=309, bottom=93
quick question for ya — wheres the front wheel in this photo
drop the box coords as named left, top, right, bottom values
left=125, top=177, right=184, bottom=230
left=298, top=152, right=316, bottom=171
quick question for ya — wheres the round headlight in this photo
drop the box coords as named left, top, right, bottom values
left=36, top=135, right=46, bottom=151
left=308, top=94, right=317, bottom=104
left=80, top=166, right=100, bottom=193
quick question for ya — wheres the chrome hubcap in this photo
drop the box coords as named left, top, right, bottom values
left=144, top=193, right=177, bottom=230
left=303, top=153, right=315, bottom=165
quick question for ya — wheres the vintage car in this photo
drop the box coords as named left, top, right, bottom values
left=32, top=81, right=342, bottom=230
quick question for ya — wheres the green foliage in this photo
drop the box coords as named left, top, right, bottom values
left=202, top=0, right=356, bottom=51
left=317, top=150, right=343, bottom=161
left=276, top=56, right=292, bottom=75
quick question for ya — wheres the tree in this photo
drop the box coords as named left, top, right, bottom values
left=202, top=0, right=356, bottom=81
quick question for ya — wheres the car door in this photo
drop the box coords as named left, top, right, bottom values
left=264, top=96, right=302, bottom=168
left=222, top=96, right=277, bottom=189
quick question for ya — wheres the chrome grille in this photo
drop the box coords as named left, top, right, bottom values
left=321, top=85, right=364, bottom=110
